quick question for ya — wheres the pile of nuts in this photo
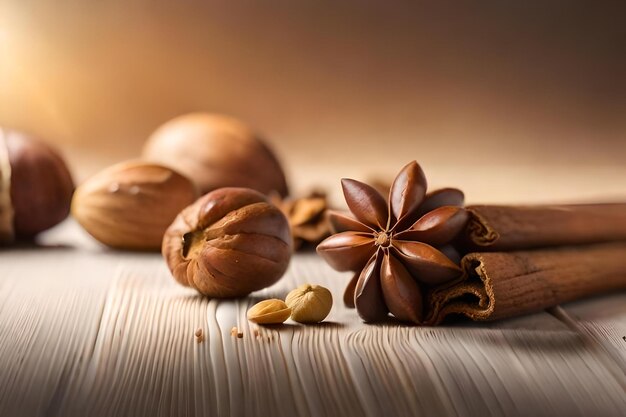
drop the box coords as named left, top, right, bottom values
left=72, top=113, right=290, bottom=253
left=73, top=113, right=295, bottom=296
left=2, top=114, right=338, bottom=331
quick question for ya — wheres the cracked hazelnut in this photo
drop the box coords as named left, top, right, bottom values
left=0, top=128, right=74, bottom=243
left=162, top=187, right=292, bottom=297
left=72, top=160, right=197, bottom=250
left=142, top=113, right=288, bottom=196
left=285, top=284, right=333, bottom=323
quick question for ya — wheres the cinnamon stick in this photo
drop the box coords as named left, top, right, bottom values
left=464, top=203, right=626, bottom=251
left=426, top=242, right=626, bottom=325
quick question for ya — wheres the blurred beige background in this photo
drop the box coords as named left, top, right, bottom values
left=0, top=1, right=624, bottom=205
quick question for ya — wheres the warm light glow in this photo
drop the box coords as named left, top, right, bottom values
left=0, top=7, right=20, bottom=79
left=0, top=2, right=623, bottom=199
left=0, top=4, right=15, bottom=56
left=0, top=9, right=70, bottom=138
left=0, top=22, right=12, bottom=70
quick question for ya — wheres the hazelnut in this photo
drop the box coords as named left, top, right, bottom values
left=72, top=160, right=197, bottom=251
left=141, top=113, right=289, bottom=197
left=162, top=187, right=292, bottom=297
left=285, top=284, right=333, bottom=323
left=247, top=299, right=291, bottom=324
left=0, top=128, right=74, bottom=243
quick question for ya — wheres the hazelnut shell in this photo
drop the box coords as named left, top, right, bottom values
left=142, top=113, right=289, bottom=196
left=162, top=187, right=292, bottom=298
left=72, top=160, right=198, bottom=251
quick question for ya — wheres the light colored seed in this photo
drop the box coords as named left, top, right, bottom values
left=247, top=299, right=291, bottom=324
left=285, top=284, right=333, bottom=323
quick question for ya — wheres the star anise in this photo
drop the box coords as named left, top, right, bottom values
left=316, top=161, right=468, bottom=323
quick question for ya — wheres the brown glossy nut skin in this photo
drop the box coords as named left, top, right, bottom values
left=142, top=113, right=289, bottom=197
left=162, top=187, right=292, bottom=298
left=1, top=129, right=74, bottom=240
left=72, top=161, right=198, bottom=251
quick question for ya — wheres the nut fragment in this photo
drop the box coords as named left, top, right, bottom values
left=285, top=284, right=333, bottom=323
left=247, top=299, right=291, bottom=324
left=270, top=191, right=331, bottom=250
left=72, top=160, right=197, bottom=251
left=162, top=187, right=292, bottom=297
left=194, top=328, right=204, bottom=343
left=230, top=327, right=244, bottom=338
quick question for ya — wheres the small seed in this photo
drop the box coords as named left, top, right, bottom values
left=247, top=299, right=291, bottom=324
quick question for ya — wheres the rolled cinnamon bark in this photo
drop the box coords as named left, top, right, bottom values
left=464, top=204, right=626, bottom=251
left=426, top=242, right=626, bottom=325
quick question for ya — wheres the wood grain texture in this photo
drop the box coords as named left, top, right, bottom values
left=0, top=221, right=625, bottom=417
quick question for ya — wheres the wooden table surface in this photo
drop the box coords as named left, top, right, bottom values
left=0, top=221, right=625, bottom=417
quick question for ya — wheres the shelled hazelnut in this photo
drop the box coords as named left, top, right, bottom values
left=162, top=187, right=292, bottom=297
left=142, top=113, right=289, bottom=197
left=0, top=128, right=74, bottom=243
left=71, top=160, right=197, bottom=250
left=285, top=284, right=333, bottom=323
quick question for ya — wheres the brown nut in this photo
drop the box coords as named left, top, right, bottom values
left=72, top=160, right=197, bottom=250
left=162, top=187, right=292, bottom=297
left=0, top=128, right=74, bottom=243
left=247, top=299, right=291, bottom=324
left=285, top=284, right=333, bottom=323
left=142, top=113, right=289, bottom=197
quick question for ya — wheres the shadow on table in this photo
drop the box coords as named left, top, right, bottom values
left=255, top=321, right=347, bottom=332
left=0, top=240, right=75, bottom=252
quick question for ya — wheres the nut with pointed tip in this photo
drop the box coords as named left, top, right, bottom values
left=142, top=113, right=289, bottom=197
left=285, top=284, right=333, bottom=323
left=247, top=299, right=291, bottom=324
left=162, top=187, right=292, bottom=297
left=0, top=128, right=74, bottom=243
left=71, top=160, right=197, bottom=250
